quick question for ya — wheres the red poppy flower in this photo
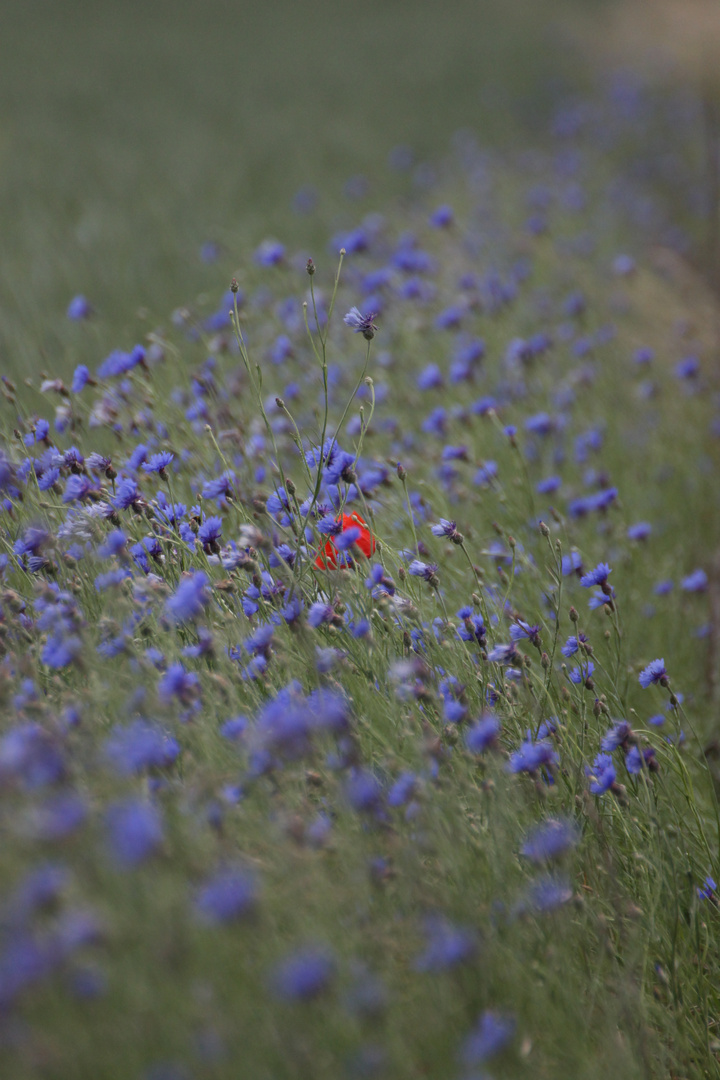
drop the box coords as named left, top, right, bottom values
left=314, top=511, right=375, bottom=570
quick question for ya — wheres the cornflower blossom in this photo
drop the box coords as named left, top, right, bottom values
left=460, top=1011, right=515, bottom=1066
left=408, top=559, right=439, bottom=585
left=414, top=916, right=476, bottom=972
left=194, top=866, right=258, bottom=923
left=430, top=518, right=463, bottom=543
left=465, top=714, right=500, bottom=754
left=270, top=947, right=335, bottom=1001
left=586, top=753, right=616, bottom=795
left=521, top=818, right=580, bottom=862
left=105, top=799, right=163, bottom=866
left=166, top=572, right=210, bottom=623
left=580, top=562, right=612, bottom=591
left=507, top=739, right=558, bottom=775
left=639, top=658, right=668, bottom=689
left=343, top=307, right=378, bottom=340
left=141, top=452, right=174, bottom=477
left=509, top=620, right=541, bottom=647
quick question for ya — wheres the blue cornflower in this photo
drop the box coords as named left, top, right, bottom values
left=586, top=753, right=616, bottom=795
left=387, top=772, right=419, bottom=807
left=526, top=874, right=574, bottom=912
left=627, top=522, right=652, bottom=541
left=580, top=562, right=612, bottom=589
left=105, top=799, right=163, bottom=866
left=67, top=295, right=92, bottom=320
left=254, top=238, right=285, bottom=266
left=417, top=364, right=443, bottom=390
left=113, top=477, right=142, bottom=511
left=561, top=634, right=588, bottom=658
left=697, top=876, right=717, bottom=902
left=430, top=518, right=462, bottom=542
left=429, top=204, right=454, bottom=228
left=270, top=947, right=335, bottom=1001
left=639, top=658, right=668, bottom=689
left=460, top=1011, right=515, bottom=1066
left=38, top=467, right=60, bottom=491
left=465, top=714, right=500, bottom=754
left=507, top=739, right=558, bottom=774
left=71, top=364, right=92, bottom=393
left=345, top=768, right=383, bottom=813
left=521, top=818, right=579, bottom=862
left=166, top=572, right=210, bottom=624
left=42, top=634, right=82, bottom=669
left=681, top=568, right=708, bottom=592
left=62, top=475, right=96, bottom=504
left=195, top=866, right=258, bottom=922
left=198, top=516, right=223, bottom=553
left=104, top=721, right=179, bottom=775
left=408, top=559, right=439, bottom=584
left=568, top=660, right=594, bottom=685
left=142, top=452, right=174, bottom=476
left=158, top=662, right=199, bottom=704
left=537, top=475, right=562, bottom=494
left=414, top=916, right=476, bottom=972
left=562, top=551, right=582, bottom=575
left=343, top=307, right=378, bottom=340
left=509, top=620, right=540, bottom=646
left=600, top=720, right=632, bottom=752
left=308, top=602, right=335, bottom=629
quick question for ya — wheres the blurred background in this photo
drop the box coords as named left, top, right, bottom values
left=3, top=0, right=719, bottom=380
left=1, top=0, right=609, bottom=376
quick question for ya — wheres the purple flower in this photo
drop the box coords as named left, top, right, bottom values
left=681, top=569, right=708, bottom=593
left=254, top=238, right=285, bottom=266
left=460, top=1010, right=515, bottom=1066
left=158, top=662, right=199, bottom=704
left=521, top=818, right=579, bottom=862
left=166, top=572, right=210, bottom=623
left=430, top=518, right=461, bottom=541
left=0, top=724, right=65, bottom=787
left=697, top=876, right=717, bottom=902
left=345, top=768, right=383, bottom=813
left=71, top=365, right=92, bottom=393
left=387, top=771, right=419, bottom=807
left=639, top=658, right=668, bottom=689
left=104, top=721, right=180, bottom=775
left=526, top=874, right=574, bottom=912
left=600, top=720, right=631, bottom=752
left=198, top=516, right=223, bottom=553
left=408, top=559, right=438, bottom=583
left=507, top=739, right=558, bottom=774
left=343, top=307, right=378, bottom=340
left=562, top=552, right=582, bottom=575
left=586, top=753, right=616, bottom=795
left=67, top=295, right=92, bottom=320
left=142, top=451, right=175, bottom=475
left=465, top=714, right=500, bottom=753
left=195, top=866, right=258, bottom=922
left=627, top=522, right=652, bottom=541
left=308, top=602, right=334, bottom=629
left=105, top=799, right=163, bottom=866
left=270, top=947, right=335, bottom=1001
left=580, top=562, right=612, bottom=589
left=414, top=916, right=476, bottom=972
left=561, top=634, right=588, bottom=658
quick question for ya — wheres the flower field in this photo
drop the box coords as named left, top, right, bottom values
left=1, top=76, right=719, bottom=1080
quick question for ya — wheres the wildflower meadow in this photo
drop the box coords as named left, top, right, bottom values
left=1, top=67, right=720, bottom=1080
